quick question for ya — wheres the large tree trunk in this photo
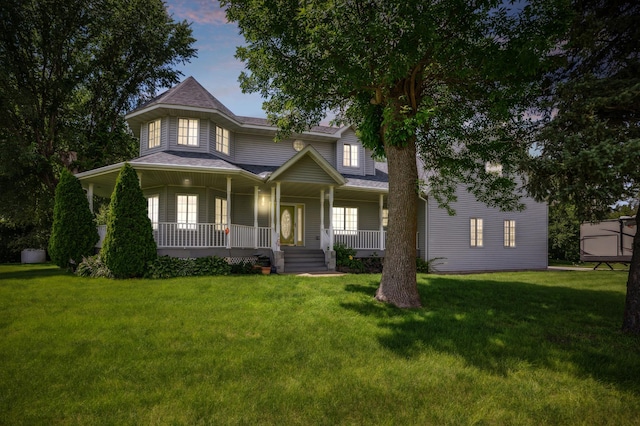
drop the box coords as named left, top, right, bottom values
left=375, top=137, right=422, bottom=308
left=622, top=213, right=640, bottom=334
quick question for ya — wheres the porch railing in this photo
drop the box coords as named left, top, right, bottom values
left=95, top=223, right=272, bottom=249
left=328, top=230, right=418, bottom=251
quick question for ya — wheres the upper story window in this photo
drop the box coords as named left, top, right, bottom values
left=333, top=207, right=358, bottom=235
left=485, top=162, right=503, bottom=176
left=178, top=118, right=199, bottom=146
left=470, top=218, right=483, bottom=247
left=148, top=119, right=161, bottom=149
left=177, top=194, right=197, bottom=229
left=147, top=195, right=159, bottom=230
left=343, top=143, right=359, bottom=168
left=216, top=126, right=229, bottom=155
left=504, top=220, right=516, bottom=247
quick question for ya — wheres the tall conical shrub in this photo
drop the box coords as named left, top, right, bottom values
left=49, top=168, right=99, bottom=270
left=102, top=163, right=156, bottom=278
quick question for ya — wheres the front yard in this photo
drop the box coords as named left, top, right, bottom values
left=1, top=264, right=639, bottom=424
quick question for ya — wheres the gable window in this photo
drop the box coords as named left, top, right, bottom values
left=343, top=144, right=359, bottom=168
left=148, top=119, right=161, bottom=149
left=147, top=195, right=159, bottom=230
left=470, top=218, right=483, bottom=247
left=216, top=126, right=229, bottom=155
left=215, top=197, right=228, bottom=228
left=178, top=118, right=199, bottom=146
left=504, top=220, right=516, bottom=247
left=177, top=194, right=197, bottom=229
left=333, top=207, right=358, bottom=235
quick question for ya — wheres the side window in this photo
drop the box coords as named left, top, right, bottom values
left=382, top=208, right=388, bottom=229
left=504, top=220, right=516, bottom=247
left=470, top=218, right=483, bottom=247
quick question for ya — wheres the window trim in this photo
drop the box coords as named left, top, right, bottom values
left=177, top=194, right=198, bottom=230
left=148, top=119, right=161, bottom=149
left=504, top=219, right=516, bottom=248
left=470, top=218, right=483, bottom=247
left=343, top=143, right=359, bottom=168
left=147, top=194, right=159, bottom=230
left=178, top=118, right=199, bottom=146
left=216, top=126, right=229, bottom=155
left=333, top=206, right=358, bottom=235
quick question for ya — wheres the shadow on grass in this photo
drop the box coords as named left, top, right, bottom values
left=0, top=264, right=70, bottom=281
left=342, top=276, right=640, bottom=393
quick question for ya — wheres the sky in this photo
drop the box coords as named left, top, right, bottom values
left=164, top=0, right=266, bottom=118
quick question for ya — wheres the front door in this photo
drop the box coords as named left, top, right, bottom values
left=280, top=205, right=295, bottom=245
left=280, top=204, right=305, bottom=246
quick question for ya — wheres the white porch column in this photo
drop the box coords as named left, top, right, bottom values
left=87, top=183, right=94, bottom=213
left=253, top=186, right=259, bottom=249
left=379, top=193, right=384, bottom=251
left=226, top=177, right=232, bottom=249
left=270, top=187, right=275, bottom=250
left=320, top=189, right=325, bottom=241
left=328, top=185, right=334, bottom=250
left=275, top=182, right=281, bottom=250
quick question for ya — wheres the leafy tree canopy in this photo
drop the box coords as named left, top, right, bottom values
left=0, top=0, right=196, bottom=245
left=223, top=0, right=569, bottom=307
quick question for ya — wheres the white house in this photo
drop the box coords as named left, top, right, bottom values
left=76, top=77, right=548, bottom=273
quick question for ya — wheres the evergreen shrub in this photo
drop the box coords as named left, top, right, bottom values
left=101, top=163, right=156, bottom=278
left=48, top=169, right=98, bottom=270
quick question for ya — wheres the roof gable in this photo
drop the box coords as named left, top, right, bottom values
left=267, top=145, right=345, bottom=185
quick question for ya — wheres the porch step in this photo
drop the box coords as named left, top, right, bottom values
left=283, top=248, right=327, bottom=273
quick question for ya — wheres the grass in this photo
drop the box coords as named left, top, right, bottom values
left=1, top=264, right=639, bottom=425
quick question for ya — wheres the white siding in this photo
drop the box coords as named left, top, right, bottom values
left=426, top=185, right=547, bottom=272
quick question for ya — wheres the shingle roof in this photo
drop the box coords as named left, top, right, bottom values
left=131, top=77, right=237, bottom=118
left=236, top=115, right=341, bottom=135
left=131, top=150, right=241, bottom=171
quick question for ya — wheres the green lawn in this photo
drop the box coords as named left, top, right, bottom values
left=1, top=264, right=639, bottom=425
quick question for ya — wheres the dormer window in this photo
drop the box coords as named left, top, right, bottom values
left=216, top=126, right=229, bottom=155
left=148, top=119, right=161, bottom=148
left=178, top=118, right=199, bottom=146
left=343, top=144, right=358, bottom=168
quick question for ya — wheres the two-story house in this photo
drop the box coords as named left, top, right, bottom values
left=76, top=77, right=548, bottom=273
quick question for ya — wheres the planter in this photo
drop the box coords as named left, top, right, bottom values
left=21, top=249, right=46, bottom=264
left=261, top=266, right=271, bottom=275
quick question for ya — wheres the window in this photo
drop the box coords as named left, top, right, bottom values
left=215, top=197, right=228, bottom=228
left=293, top=139, right=304, bottom=152
left=470, top=218, right=483, bottom=247
left=216, top=126, right=229, bottom=155
left=504, top=220, right=516, bottom=247
left=333, top=207, right=357, bottom=235
left=148, top=119, right=161, bottom=148
left=147, top=195, right=159, bottom=230
left=178, top=118, right=199, bottom=146
left=343, top=143, right=359, bottom=168
left=177, top=195, right=197, bottom=229
left=485, top=162, right=503, bottom=176
left=382, top=208, right=389, bottom=228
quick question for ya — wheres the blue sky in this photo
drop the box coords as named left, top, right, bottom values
left=164, top=0, right=266, bottom=118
